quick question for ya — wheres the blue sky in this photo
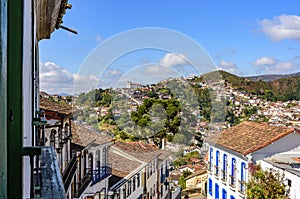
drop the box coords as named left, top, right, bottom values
left=39, top=0, right=300, bottom=94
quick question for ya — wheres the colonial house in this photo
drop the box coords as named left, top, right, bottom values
left=40, top=95, right=114, bottom=199
left=107, top=142, right=173, bottom=199
left=70, top=123, right=113, bottom=199
left=258, top=146, right=300, bottom=199
left=185, top=169, right=207, bottom=194
left=205, top=121, right=300, bottom=199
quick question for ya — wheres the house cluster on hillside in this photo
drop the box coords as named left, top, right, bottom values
left=38, top=95, right=180, bottom=199
left=204, top=121, right=300, bottom=199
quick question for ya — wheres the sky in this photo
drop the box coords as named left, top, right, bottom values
left=39, top=0, right=300, bottom=94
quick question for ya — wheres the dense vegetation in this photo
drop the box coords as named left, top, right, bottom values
left=201, top=70, right=300, bottom=101
left=247, top=164, right=288, bottom=199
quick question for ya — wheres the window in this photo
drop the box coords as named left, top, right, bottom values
left=287, top=179, right=292, bottom=187
left=230, top=158, right=236, bottom=186
left=133, top=176, right=136, bottom=191
left=240, top=162, right=246, bottom=193
left=137, top=173, right=140, bottom=187
left=215, top=150, right=220, bottom=176
left=209, top=147, right=213, bottom=171
left=208, top=178, right=213, bottom=196
left=222, top=154, right=227, bottom=181
left=165, top=159, right=169, bottom=177
left=222, top=189, right=227, bottom=199
left=215, top=183, right=219, bottom=199
left=128, top=179, right=132, bottom=196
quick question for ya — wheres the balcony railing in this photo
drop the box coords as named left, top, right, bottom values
left=238, top=180, right=246, bottom=194
left=229, top=175, right=236, bottom=188
left=92, top=165, right=112, bottom=184
left=221, top=170, right=227, bottom=182
left=74, top=168, right=92, bottom=198
left=62, top=152, right=78, bottom=191
left=214, top=166, right=219, bottom=177
left=208, top=161, right=212, bottom=172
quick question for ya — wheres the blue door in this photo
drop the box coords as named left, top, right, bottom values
left=222, top=189, right=227, bottom=199
left=215, top=183, right=219, bottom=199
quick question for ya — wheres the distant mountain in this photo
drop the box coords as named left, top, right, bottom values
left=246, top=72, right=300, bottom=82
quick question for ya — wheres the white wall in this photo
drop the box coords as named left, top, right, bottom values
left=259, top=160, right=300, bottom=199
left=252, top=132, right=300, bottom=162
left=207, top=145, right=248, bottom=199
left=23, top=0, right=34, bottom=198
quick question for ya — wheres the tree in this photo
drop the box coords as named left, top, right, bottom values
left=178, top=170, right=192, bottom=189
left=247, top=164, right=288, bottom=199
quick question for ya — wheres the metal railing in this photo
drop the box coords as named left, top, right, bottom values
left=74, top=168, right=92, bottom=198
left=92, top=165, right=112, bottom=184
left=214, top=166, right=219, bottom=176
left=238, top=180, right=246, bottom=194
left=229, top=175, right=236, bottom=188
left=221, top=170, right=227, bottom=182
left=62, top=152, right=78, bottom=191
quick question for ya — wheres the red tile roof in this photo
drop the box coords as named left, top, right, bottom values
left=71, top=123, right=112, bottom=147
left=113, top=141, right=161, bottom=162
left=206, top=121, right=296, bottom=155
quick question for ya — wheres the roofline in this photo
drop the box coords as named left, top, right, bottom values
left=242, top=128, right=296, bottom=155
left=206, top=128, right=297, bottom=156
left=205, top=141, right=247, bottom=161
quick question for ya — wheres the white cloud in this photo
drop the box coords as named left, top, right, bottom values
left=253, top=56, right=296, bottom=74
left=159, top=53, right=188, bottom=67
left=254, top=57, right=276, bottom=66
left=40, top=62, right=100, bottom=94
left=218, top=60, right=241, bottom=75
left=259, top=14, right=300, bottom=41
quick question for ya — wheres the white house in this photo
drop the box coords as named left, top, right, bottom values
left=258, top=146, right=300, bottom=199
left=107, top=142, right=172, bottom=199
left=205, top=121, right=300, bottom=199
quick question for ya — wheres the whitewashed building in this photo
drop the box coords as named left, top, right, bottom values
left=258, top=146, right=300, bottom=199
left=107, top=142, right=172, bottom=199
left=205, top=121, right=300, bottom=199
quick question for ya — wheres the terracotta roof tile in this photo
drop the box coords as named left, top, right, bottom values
left=40, top=96, right=74, bottom=115
left=113, top=142, right=161, bottom=162
left=71, top=123, right=112, bottom=147
left=206, top=121, right=296, bottom=155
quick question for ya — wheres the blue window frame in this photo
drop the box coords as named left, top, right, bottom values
left=222, top=189, right=227, bottom=199
left=240, top=162, right=246, bottom=192
left=215, top=150, right=220, bottom=175
left=230, top=158, right=236, bottom=185
left=208, top=178, right=213, bottom=196
left=241, top=162, right=246, bottom=181
left=209, top=147, right=213, bottom=171
left=230, top=196, right=235, bottom=199
left=222, top=154, right=227, bottom=180
left=215, top=183, right=219, bottom=199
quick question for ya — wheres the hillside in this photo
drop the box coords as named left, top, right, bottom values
left=192, top=70, right=300, bottom=101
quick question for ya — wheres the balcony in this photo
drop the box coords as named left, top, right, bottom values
left=62, top=152, right=78, bottom=191
left=221, top=170, right=227, bottom=182
left=92, top=165, right=112, bottom=184
left=25, top=146, right=66, bottom=199
left=214, top=166, right=219, bottom=177
left=229, top=175, right=236, bottom=188
left=208, top=161, right=212, bottom=172
left=238, top=180, right=246, bottom=194
left=74, top=168, right=92, bottom=198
